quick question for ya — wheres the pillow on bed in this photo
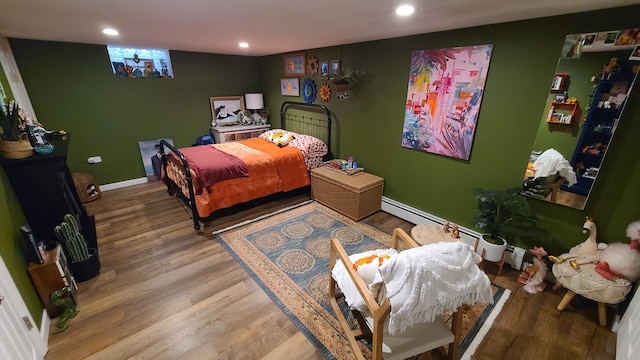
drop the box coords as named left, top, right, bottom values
left=266, top=130, right=296, bottom=147
left=288, top=134, right=328, bottom=158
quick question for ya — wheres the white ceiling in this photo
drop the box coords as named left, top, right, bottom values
left=1, top=0, right=639, bottom=56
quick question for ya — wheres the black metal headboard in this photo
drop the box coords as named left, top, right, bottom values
left=280, top=101, right=332, bottom=159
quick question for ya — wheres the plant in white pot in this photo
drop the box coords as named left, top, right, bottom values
left=472, top=187, right=540, bottom=265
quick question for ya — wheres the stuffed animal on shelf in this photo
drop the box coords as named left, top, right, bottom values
left=519, top=246, right=548, bottom=293
left=594, top=221, right=640, bottom=281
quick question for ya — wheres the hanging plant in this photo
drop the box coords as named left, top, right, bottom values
left=331, top=67, right=364, bottom=100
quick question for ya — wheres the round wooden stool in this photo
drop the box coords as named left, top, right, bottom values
left=552, top=257, right=631, bottom=326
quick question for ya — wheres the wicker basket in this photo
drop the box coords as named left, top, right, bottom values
left=310, top=167, right=384, bottom=221
left=72, top=173, right=102, bottom=203
left=0, top=137, right=33, bottom=159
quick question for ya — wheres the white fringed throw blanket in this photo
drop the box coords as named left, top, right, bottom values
left=333, top=242, right=494, bottom=335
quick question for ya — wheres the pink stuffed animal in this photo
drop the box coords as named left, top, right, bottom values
left=594, top=221, right=640, bottom=281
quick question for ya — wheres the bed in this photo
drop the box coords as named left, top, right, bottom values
left=159, top=101, right=332, bottom=232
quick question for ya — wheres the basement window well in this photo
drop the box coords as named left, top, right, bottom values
left=107, top=46, right=173, bottom=78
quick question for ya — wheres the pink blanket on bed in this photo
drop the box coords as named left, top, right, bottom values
left=177, top=145, right=249, bottom=187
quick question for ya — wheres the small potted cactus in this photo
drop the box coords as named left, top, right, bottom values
left=55, top=214, right=101, bottom=282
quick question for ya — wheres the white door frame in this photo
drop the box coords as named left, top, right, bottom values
left=617, top=287, right=640, bottom=360
left=0, top=254, right=48, bottom=359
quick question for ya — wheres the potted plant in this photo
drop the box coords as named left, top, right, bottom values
left=332, top=67, right=365, bottom=99
left=0, top=100, right=33, bottom=159
left=472, top=187, right=539, bottom=263
left=54, top=214, right=101, bottom=282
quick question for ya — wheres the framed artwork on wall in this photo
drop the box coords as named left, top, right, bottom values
left=320, top=60, right=329, bottom=79
left=401, top=44, right=494, bottom=160
left=283, top=52, right=306, bottom=76
left=210, top=96, right=245, bottom=126
left=281, top=78, right=300, bottom=96
left=329, top=60, right=341, bottom=78
left=551, top=73, right=569, bottom=93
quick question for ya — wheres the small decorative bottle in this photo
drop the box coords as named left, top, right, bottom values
left=347, top=157, right=353, bottom=169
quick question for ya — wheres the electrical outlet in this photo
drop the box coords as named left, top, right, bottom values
left=87, top=156, right=102, bottom=164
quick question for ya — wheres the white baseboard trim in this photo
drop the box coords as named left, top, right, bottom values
left=99, top=177, right=148, bottom=191
left=40, top=309, right=50, bottom=349
left=381, top=196, right=479, bottom=247
left=381, top=196, right=526, bottom=270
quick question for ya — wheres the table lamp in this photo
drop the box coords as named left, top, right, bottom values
left=245, top=93, right=264, bottom=124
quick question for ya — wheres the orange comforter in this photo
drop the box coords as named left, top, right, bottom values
left=167, top=138, right=310, bottom=218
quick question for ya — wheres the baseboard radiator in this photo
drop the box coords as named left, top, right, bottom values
left=381, top=197, right=526, bottom=270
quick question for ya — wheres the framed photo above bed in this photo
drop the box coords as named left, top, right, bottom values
left=283, top=52, right=306, bottom=77
left=210, top=96, right=245, bottom=126
left=281, top=78, right=300, bottom=96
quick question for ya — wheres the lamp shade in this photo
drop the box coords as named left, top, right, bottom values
left=245, top=93, right=264, bottom=110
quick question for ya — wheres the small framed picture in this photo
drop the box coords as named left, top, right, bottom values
left=283, top=52, right=306, bottom=77
left=280, top=78, right=300, bottom=96
left=320, top=61, right=329, bottom=79
left=329, top=60, right=341, bottom=79
left=210, top=96, right=245, bottom=126
left=551, top=73, right=569, bottom=93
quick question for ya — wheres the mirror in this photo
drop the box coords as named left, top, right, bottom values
left=522, top=29, right=639, bottom=209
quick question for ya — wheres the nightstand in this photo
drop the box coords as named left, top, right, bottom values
left=210, top=124, right=271, bottom=144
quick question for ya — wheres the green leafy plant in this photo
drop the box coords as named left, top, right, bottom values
left=472, top=187, right=540, bottom=244
left=54, top=214, right=90, bottom=262
left=332, top=67, right=365, bottom=85
left=0, top=101, right=23, bottom=141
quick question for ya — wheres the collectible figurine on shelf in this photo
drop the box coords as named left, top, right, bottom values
left=443, top=221, right=450, bottom=233
left=519, top=246, right=548, bottom=294
left=451, top=224, right=460, bottom=239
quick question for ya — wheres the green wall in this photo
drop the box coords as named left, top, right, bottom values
left=0, top=171, right=43, bottom=327
left=1, top=7, right=639, bottom=321
left=1, top=42, right=262, bottom=327
left=8, top=41, right=262, bottom=184
left=260, top=6, right=640, bottom=254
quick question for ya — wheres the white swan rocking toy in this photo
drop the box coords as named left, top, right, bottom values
left=550, top=218, right=640, bottom=282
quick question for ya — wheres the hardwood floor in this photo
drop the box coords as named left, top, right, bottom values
left=44, top=181, right=616, bottom=359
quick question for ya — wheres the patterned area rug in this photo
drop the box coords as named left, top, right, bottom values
left=215, top=201, right=510, bottom=359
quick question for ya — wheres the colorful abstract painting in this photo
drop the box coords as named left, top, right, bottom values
left=401, top=45, right=493, bottom=160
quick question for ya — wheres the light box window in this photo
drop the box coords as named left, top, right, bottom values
left=107, top=46, right=173, bottom=78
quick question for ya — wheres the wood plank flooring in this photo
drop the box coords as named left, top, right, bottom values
left=44, top=181, right=616, bottom=359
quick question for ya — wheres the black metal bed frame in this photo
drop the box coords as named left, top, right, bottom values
left=160, top=101, right=332, bottom=232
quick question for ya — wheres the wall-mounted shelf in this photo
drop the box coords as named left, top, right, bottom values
left=546, top=101, right=580, bottom=125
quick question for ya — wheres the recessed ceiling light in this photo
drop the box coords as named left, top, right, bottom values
left=396, top=5, right=415, bottom=16
left=238, top=42, right=249, bottom=48
left=102, top=28, right=119, bottom=36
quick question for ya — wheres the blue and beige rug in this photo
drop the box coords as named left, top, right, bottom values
left=215, top=201, right=510, bottom=359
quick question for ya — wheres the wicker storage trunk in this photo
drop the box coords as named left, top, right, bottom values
left=310, top=167, right=384, bottom=221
